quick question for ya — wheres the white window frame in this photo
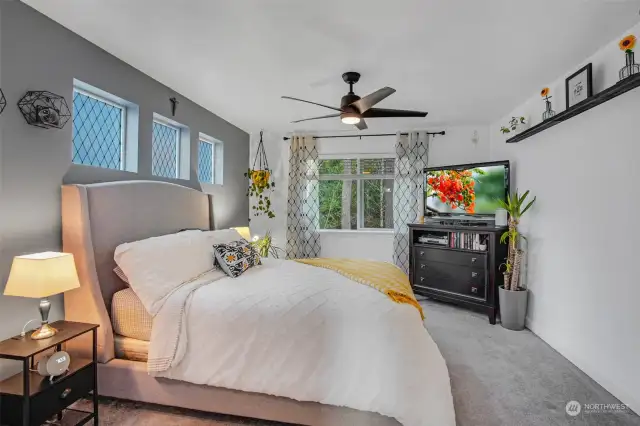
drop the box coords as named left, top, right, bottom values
left=317, top=154, right=395, bottom=232
left=152, top=117, right=182, bottom=179
left=199, top=133, right=224, bottom=185
left=72, top=87, right=127, bottom=170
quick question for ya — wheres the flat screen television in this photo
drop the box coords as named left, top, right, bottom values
left=424, top=160, right=510, bottom=216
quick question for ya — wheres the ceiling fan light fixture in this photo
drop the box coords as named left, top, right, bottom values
left=341, top=112, right=361, bottom=125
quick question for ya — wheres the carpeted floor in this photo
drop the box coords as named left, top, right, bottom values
left=63, top=298, right=639, bottom=426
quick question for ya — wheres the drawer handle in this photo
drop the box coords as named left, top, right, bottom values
left=471, top=272, right=478, bottom=278
left=420, top=264, right=425, bottom=269
left=60, top=388, right=72, bottom=399
left=471, top=286, right=478, bottom=293
left=471, top=257, right=477, bottom=263
left=420, top=251, right=425, bottom=256
left=420, top=277, right=425, bottom=282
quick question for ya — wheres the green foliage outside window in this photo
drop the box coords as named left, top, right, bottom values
left=318, top=158, right=394, bottom=230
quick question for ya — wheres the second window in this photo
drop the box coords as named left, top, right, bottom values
left=152, top=120, right=180, bottom=178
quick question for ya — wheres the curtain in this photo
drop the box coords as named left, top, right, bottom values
left=286, top=135, right=321, bottom=259
left=393, top=131, right=430, bottom=274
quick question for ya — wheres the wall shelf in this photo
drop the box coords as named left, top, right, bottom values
left=506, top=73, right=640, bottom=143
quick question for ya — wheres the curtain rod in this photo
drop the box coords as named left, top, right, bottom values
left=282, top=131, right=445, bottom=141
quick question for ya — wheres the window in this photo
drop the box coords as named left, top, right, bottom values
left=152, top=120, right=180, bottom=178
left=198, top=133, right=223, bottom=184
left=318, top=157, right=394, bottom=230
left=72, top=89, right=125, bottom=170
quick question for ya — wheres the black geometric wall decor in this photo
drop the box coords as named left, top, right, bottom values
left=0, top=89, right=6, bottom=115
left=17, top=91, right=71, bottom=129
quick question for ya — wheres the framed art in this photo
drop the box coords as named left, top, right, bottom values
left=565, top=63, right=593, bottom=109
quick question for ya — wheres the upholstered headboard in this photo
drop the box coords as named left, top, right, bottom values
left=62, top=181, right=214, bottom=362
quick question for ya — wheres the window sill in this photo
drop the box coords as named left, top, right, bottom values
left=317, top=229, right=394, bottom=235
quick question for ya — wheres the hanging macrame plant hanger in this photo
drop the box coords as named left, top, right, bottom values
left=251, top=130, right=270, bottom=187
left=245, top=131, right=276, bottom=218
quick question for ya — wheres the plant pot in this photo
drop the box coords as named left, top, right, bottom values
left=499, top=286, right=528, bottom=331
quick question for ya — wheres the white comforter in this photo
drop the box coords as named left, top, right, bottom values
left=145, top=258, right=454, bottom=426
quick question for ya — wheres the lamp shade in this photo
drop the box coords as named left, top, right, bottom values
left=3, top=252, right=80, bottom=298
left=232, top=227, right=252, bottom=241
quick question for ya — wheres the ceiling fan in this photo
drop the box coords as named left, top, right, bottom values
left=282, top=72, right=428, bottom=130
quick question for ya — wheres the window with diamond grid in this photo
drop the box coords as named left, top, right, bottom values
left=152, top=121, right=179, bottom=178
left=72, top=90, right=124, bottom=170
left=198, top=140, right=214, bottom=183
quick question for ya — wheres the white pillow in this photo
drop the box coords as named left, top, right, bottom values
left=200, top=229, right=244, bottom=245
left=114, top=231, right=214, bottom=315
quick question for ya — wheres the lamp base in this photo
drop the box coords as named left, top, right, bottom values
left=31, top=323, right=57, bottom=340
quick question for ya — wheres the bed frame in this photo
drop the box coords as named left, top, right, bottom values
left=61, top=181, right=399, bottom=426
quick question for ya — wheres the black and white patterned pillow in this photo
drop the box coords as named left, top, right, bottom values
left=213, top=239, right=261, bottom=278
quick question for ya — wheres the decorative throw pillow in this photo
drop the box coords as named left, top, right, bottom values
left=213, top=239, right=261, bottom=278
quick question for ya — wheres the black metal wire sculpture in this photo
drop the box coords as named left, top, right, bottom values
left=17, top=91, right=71, bottom=129
left=0, top=89, right=6, bottom=115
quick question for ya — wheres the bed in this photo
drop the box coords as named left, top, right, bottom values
left=61, top=180, right=454, bottom=426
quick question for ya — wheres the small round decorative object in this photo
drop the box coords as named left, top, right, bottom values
left=37, top=351, right=71, bottom=379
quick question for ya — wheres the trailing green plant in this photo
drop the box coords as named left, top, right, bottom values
left=500, top=116, right=527, bottom=134
left=244, top=168, right=276, bottom=219
left=251, top=231, right=285, bottom=258
left=497, top=189, right=536, bottom=291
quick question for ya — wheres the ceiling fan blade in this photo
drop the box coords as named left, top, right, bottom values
left=281, top=96, right=341, bottom=112
left=351, top=87, right=396, bottom=113
left=362, top=108, right=428, bottom=118
left=291, top=113, right=340, bottom=123
left=354, top=119, right=368, bottom=130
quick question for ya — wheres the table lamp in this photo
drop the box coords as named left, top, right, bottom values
left=232, top=227, right=252, bottom=241
left=3, top=252, right=80, bottom=340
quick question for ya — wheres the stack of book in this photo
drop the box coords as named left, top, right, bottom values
left=449, top=232, right=487, bottom=251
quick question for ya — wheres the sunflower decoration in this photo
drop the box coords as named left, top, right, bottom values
left=540, top=87, right=550, bottom=98
left=619, top=35, right=637, bottom=53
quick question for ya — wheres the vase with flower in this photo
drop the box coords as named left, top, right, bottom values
left=540, top=87, right=556, bottom=121
left=619, top=34, right=640, bottom=81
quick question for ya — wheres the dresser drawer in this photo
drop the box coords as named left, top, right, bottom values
left=414, top=262, right=486, bottom=300
left=415, top=246, right=486, bottom=268
left=29, top=364, right=94, bottom=426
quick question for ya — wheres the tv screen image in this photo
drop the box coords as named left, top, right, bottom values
left=425, top=162, right=508, bottom=215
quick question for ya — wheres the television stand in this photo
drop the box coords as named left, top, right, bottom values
left=408, top=222, right=508, bottom=324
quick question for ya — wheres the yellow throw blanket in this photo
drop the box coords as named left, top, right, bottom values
left=294, top=258, right=424, bottom=320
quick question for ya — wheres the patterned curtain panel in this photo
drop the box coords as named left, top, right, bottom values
left=393, top=131, right=430, bottom=274
left=286, top=136, right=321, bottom=259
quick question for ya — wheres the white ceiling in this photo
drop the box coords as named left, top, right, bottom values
left=23, top=0, right=640, bottom=133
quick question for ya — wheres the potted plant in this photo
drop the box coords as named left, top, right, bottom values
left=497, top=190, right=536, bottom=331
left=251, top=231, right=285, bottom=258
left=500, top=116, right=528, bottom=136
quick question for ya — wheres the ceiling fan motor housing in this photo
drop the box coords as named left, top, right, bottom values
left=341, top=94, right=361, bottom=110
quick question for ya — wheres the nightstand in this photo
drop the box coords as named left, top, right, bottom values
left=0, top=321, right=99, bottom=426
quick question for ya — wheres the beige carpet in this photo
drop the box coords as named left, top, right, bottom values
left=66, top=398, right=291, bottom=425
left=56, top=298, right=638, bottom=426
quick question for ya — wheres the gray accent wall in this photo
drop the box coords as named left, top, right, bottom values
left=0, top=2, right=249, bottom=378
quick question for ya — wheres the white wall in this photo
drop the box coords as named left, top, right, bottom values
left=249, top=126, right=491, bottom=262
left=490, top=23, right=640, bottom=413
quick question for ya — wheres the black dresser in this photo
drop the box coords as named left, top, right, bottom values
left=408, top=222, right=508, bottom=324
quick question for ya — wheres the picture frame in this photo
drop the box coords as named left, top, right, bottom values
left=565, top=63, right=593, bottom=109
